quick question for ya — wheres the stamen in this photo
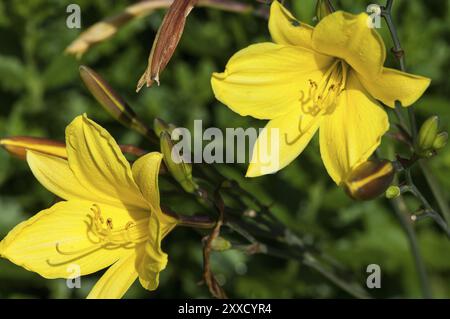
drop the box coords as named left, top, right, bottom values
left=285, top=116, right=307, bottom=145
left=55, top=241, right=104, bottom=256
left=286, top=61, right=348, bottom=145
left=106, top=218, right=113, bottom=230
left=48, top=203, right=149, bottom=267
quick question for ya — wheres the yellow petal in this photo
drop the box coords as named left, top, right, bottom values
left=87, top=251, right=138, bottom=299
left=357, top=67, right=431, bottom=108
left=65, top=115, right=146, bottom=210
left=137, top=214, right=169, bottom=291
left=27, top=151, right=148, bottom=223
left=132, top=152, right=178, bottom=230
left=246, top=107, right=321, bottom=177
left=319, top=71, right=389, bottom=184
left=269, top=0, right=314, bottom=49
left=312, top=11, right=385, bottom=78
left=27, top=151, right=109, bottom=204
left=132, top=152, right=163, bottom=212
left=0, top=201, right=130, bottom=279
left=211, top=43, right=334, bottom=120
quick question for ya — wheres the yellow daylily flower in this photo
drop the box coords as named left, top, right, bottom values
left=211, top=1, right=431, bottom=184
left=0, top=114, right=178, bottom=299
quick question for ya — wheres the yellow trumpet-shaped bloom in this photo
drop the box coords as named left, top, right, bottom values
left=0, top=114, right=177, bottom=298
left=211, top=1, right=431, bottom=184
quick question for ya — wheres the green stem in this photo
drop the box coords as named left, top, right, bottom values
left=419, top=161, right=450, bottom=226
left=382, top=3, right=405, bottom=70
left=405, top=170, right=450, bottom=236
left=302, top=253, right=370, bottom=299
left=383, top=1, right=420, bottom=143
left=408, top=107, right=418, bottom=143
left=382, top=0, right=433, bottom=298
left=259, top=244, right=370, bottom=299
left=390, top=197, right=432, bottom=298
left=224, top=211, right=369, bottom=298
left=385, top=0, right=450, bottom=235
left=177, top=215, right=216, bottom=229
left=383, top=1, right=449, bottom=234
left=266, top=244, right=370, bottom=298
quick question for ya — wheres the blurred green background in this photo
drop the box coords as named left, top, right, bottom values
left=0, top=0, right=449, bottom=298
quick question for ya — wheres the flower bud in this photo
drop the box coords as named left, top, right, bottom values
left=80, top=65, right=150, bottom=137
left=433, top=132, right=448, bottom=150
left=211, top=237, right=232, bottom=251
left=417, top=116, right=439, bottom=154
left=153, top=118, right=176, bottom=137
left=385, top=185, right=401, bottom=199
left=1, top=136, right=147, bottom=160
left=315, top=0, right=335, bottom=21
left=0, top=137, right=67, bottom=160
left=160, top=131, right=197, bottom=193
left=344, top=160, right=395, bottom=201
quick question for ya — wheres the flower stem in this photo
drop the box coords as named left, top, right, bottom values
left=390, top=196, right=432, bottom=298
left=419, top=161, right=450, bottom=226
left=302, top=253, right=370, bottom=299
left=383, top=0, right=449, bottom=231
left=405, top=170, right=450, bottom=237
left=178, top=215, right=216, bottom=229
left=225, top=213, right=370, bottom=298
left=382, top=0, right=433, bottom=298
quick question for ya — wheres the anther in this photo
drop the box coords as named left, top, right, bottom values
left=106, top=218, right=113, bottom=230
left=125, top=221, right=135, bottom=229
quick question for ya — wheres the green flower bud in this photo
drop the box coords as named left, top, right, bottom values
left=315, top=0, right=335, bottom=21
left=385, top=185, right=401, bottom=199
left=160, top=131, right=197, bottom=193
left=153, top=118, right=175, bottom=137
left=211, top=237, right=232, bottom=251
left=417, top=116, right=439, bottom=153
left=433, top=132, right=448, bottom=150
left=344, top=160, right=395, bottom=201
left=79, top=65, right=150, bottom=136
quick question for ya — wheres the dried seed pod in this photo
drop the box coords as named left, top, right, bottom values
left=136, top=0, right=198, bottom=91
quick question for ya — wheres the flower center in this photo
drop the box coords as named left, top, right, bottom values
left=48, top=204, right=148, bottom=266
left=285, top=60, right=348, bottom=145
left=87, top=204, right=148, bottom=248
left=300, top=60, right=348, bottom=116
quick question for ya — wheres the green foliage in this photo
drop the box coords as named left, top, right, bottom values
left=0, top=0, right=449, bottom=298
